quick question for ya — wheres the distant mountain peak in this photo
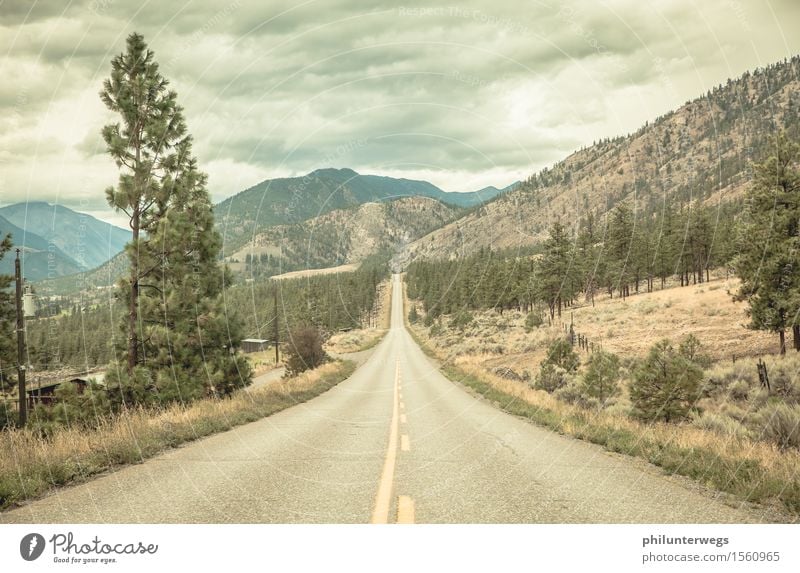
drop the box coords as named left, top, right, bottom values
left=310, top=167, right=359, bottom=177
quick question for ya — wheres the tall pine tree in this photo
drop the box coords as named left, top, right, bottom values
left=0, top=234, right=15, bottom=393
left=734, top=132, right=800, bottom=354
left=101, top=33, right=251, bottom=405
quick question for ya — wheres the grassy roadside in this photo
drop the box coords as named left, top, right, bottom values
left=405, top=321, right=800, bottom=521
left=0, top=360, right=356, bottom=511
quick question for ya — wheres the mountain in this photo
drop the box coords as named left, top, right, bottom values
left=0, top=214, right=84, bottom=280
left=226, top=197, right=458, bottom=277
left=216, top=168, right=507, bottom=254
left=405, top=56, right=800, bottom=261
left=460, top=181, right=519, bottom=205
left=0, top=202, right=131, bottom=271
left=33, top=250, right=128, bottom=297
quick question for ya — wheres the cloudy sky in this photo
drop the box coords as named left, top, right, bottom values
left=1, top=0, right=799, bottom=227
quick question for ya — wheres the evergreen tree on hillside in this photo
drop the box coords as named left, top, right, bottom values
left=101, top=32, right=188, bottom=376
left=733, top=132, right=800, bottom=354
left=0, top=234, right=15, bottom=393
left=537, top=222, right=576, bottom=318
left=101, top=33, right=251, bottom=405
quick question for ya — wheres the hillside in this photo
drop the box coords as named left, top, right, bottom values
left=216, top=167, right=505, bottom=254
left=0, top=214, right=83, bottom=280
left=227, top=196, right=458, bottom=277
left=406, top=56, right=800, bottom=260
left=33, top=251, right=128, bottom=297
left=0, top=202, right=130, bottom=270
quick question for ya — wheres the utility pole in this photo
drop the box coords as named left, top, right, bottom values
left=273, top=287, right=279, bottom=365
left=14, top=249, right=27, bottom=428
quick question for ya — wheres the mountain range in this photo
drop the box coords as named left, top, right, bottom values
left=16, top=55, right=800, bottom=294
left=0, top=203, right=131, bottom=281
left=216, top=167, right=512, bottom=255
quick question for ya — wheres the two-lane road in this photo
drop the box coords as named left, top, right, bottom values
left=1, top=275, right=764, bottom=523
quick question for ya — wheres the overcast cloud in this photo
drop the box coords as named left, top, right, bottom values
left=1, top=0, right=798, bottom=226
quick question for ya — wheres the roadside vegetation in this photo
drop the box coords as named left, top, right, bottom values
left=407, top=314, right=800, bottom=519
left=403, top=132, right=800, bottom=517
left=0, top=360, right=355, bottom=511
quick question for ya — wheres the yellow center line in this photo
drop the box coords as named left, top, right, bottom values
left=400, top=401, right=405, bottom=411
left=400, top=413, right=407, bottom=424
left=397, top=496, right=415, bottom=524
left=371, top=359, right=400, bottom=524
left=401, top=434, right=410, bottom=451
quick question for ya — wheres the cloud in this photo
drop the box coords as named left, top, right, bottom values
left=1, top=0, right=799, bottom=219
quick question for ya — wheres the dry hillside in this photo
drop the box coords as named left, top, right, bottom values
left=227, top=196, right=458, bottom=274
left=407, top=57, right=800, bottom=260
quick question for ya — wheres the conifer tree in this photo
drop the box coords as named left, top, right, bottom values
left=0, top=234, right=15, bottom=393
left=101, top=33, right=252, bottom=405
left=734, top=133, right=800, bottom=354
left=101, top=32, right=188, bottom=376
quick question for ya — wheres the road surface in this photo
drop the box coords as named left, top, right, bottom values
left=1, top=275, right=767, bottom=523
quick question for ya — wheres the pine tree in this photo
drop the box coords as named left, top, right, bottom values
left=0, top=234, right=15, bottom=393
left=582, top=349, right=621, bottom=405
left=101, top=32, right=189, bottom=376
left=630, top=339, right=703, bottom=422
left=733, top=133, right=800, bottom=354
left=101, top=33, right=252, bottom=405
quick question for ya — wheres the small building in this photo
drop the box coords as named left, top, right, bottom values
left=241, top=338, right=270, bottom=353
left=27, top=378, right=88, bottom=409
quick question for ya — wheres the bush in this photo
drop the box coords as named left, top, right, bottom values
left=448, top=310, right=474, bottom=331
left=582, top=350, right=621, bottom=406
left=408, top=305, right=419, bottom=324
left=524, top=311, right=544, bottom=331
left=679, top=334, right=712, bottom=368
left=543, top=338, right=579, bottom=372
left=555, top=378, right=599, bottom=409
left=0, top=399, right=15, bottom=429
left=534, top=363, right=572, bottom=393
left=629, top=339, right=703, bottom=423
left=752, top=403, right=800, bottom=449
left=284, top=325, right=328, bottom=376
left=728, top=379, right=751, bottom=401
left=691, top=411, right=751, bottom=440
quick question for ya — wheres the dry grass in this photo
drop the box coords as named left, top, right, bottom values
left=246, top=348, right=282, bottom=376
left=270, top=264, right=358, bottom=281
left=0, top=360, right=355, bottom=511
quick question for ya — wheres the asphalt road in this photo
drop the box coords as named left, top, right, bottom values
left=1, top=275, right=767, bottom=523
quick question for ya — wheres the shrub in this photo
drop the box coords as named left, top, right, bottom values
left=408, top=305, right=419, bottom=324
left=543, top=338, right=579, bottom=372
left=629, top=339, right=703, bottom=423
left=284, top=325, right=328, bottom=376
left=0, top=399, right=15, bottom=429
left=555, top=378, right=599, bottom=409
left=679, top=334, right=712, bottom=368
left=582, top=350, right=621, bottom=406
left=535, top=363, right=572, bottom=393
left=449, top=310, right=474, bottom=331
left=691, top=411, right=751, bottom=440
left=752, top=403, right=800, bottom=449
left=524, top=311, right=544, bottom=331
left=728, top=379, right=751, bottom=401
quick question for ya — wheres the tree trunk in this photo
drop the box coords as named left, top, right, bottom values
left=793, top=325, right=800, bottom=351
left=779, top=329, right=786, bottom=355
left=127, top=208, right=140, bottom=375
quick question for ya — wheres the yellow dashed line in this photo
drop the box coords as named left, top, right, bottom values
left=401, top=434, right=410, bottom=451
left=371, top=360, right=400, bottom=524
left=397, top=496, right=415, bottom=524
